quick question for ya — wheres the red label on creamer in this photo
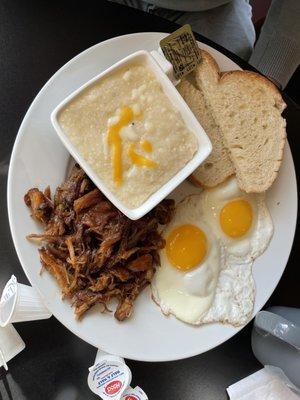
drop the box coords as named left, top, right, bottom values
left=122, top=386, right=148, bottom=400
left=105, top=380, right=122, bottom=396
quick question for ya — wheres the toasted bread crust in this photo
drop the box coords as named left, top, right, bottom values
left=178, top=72, right=234, bottom=188
left=188, top=173, right=204, bottom=188
left=194, top=50, right=287, bottom=193
left=220, top=70, right=286, bottom=112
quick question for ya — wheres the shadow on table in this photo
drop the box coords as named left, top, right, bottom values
left=0, top=368, right=13, bottom=400
left=0, top=318, right=97, bottom=400
left=0, top=317, right=261, bottom=400
left=127, top=323, right=261, bottom=400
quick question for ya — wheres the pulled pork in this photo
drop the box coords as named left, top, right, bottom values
left=24, top=165, right=174, bottom=321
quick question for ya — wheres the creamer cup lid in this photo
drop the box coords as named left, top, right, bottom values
left=0, top=276, right=18, bottom=327
left=121, top=386, right=148, bottom=400
left=93, top=350, right=124, bottom=367
left=88, top=355, right=132, bottom=399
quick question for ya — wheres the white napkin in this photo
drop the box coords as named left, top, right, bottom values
left=0, top=324, right=25, bottom=369
left=227, top=366, right=300, bottom=400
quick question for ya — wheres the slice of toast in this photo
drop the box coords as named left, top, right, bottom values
left=194, top=50, right=286, bottom=193
left=178, top=76, right=234, bottom=187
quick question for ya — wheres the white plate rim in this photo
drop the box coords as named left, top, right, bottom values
left=7, top=32, right=298, bottom=361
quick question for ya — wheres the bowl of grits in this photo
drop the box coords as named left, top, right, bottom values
left=51, top=50, right=211, bottom=219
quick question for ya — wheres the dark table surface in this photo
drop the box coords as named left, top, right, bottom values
left=0, top=1, right=299, bottom=399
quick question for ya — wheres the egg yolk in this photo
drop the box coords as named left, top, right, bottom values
left=220, top=199, right=253, bottom=238
left=166, top=224, right=207, bottom=271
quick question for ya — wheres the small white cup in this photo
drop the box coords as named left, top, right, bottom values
left=121, top=386, right=148, bottom=399
left=88, top=349, right=132, bottom=399
left=94, top=348, right=125, bottom=365
left=0, top=324, right=25, bottom=370
left=0, top=275, right=52, bottom=327
left=88, top=350, right=148, bottom=399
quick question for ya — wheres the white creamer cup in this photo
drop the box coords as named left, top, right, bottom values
left=0, top=275, right=52, bottom=327
left=88, top=350, right=132, bottom=399
left=94, top=348, right=125, bottom=365
left=121, top=386, right=148, bottom=400
left=0, top=324, right=25, bottom=370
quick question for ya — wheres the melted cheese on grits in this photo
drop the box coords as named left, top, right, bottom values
left=58, top=62, right=198, bottom=209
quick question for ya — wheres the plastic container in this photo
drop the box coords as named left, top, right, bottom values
left=88, top=350, right=132, bottom=399
left=0, top=275, right=52, bottom=327
left=0, top=324, right=25, bottom=369
left=121, top=386, right=148, bottom=400
left=252, top=306, right=300, bottom=389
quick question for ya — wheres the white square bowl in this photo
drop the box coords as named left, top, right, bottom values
left=51, top=50, right=212, bottom=219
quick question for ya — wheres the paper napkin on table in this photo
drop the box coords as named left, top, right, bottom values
left=227, top=365, right=300, bottom=400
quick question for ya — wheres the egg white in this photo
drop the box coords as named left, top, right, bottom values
left=152, top=177, right=273, bottom=326
left=200, top=177, right=274, bottom=264
left=200, top=262, right=255, bottom=326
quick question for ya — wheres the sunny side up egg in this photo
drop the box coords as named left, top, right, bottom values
left=200, top=177, right=274, bottom=264
left=151, top=197, right=224, bottom=325
left=152, top=177, right=273, bottom=326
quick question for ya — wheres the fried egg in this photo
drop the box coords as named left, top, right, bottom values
left=152, top=176, right=273, bottom=326
left=151, top=196, right=224, bottom=325
left=201, top=262, right=255, bottom=326
left=200, top=177, right=274, bottom=264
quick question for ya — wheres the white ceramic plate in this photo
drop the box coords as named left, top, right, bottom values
left=7, top=32, right=297, bottom=362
